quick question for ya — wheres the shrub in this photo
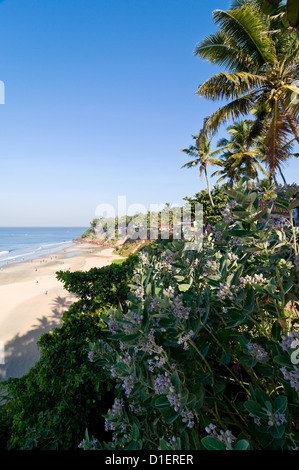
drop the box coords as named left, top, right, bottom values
left=82, top=178, right=299, bottom=451
left=0, top=254, right=138, bottom=449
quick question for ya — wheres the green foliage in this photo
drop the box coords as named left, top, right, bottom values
left=184, top=186, right=229, bottom=226
left=56, top=253, right=138, bottom=311
left=82, top=177, right=299, bottom=451
left=0, top=254, right=139, bottom=450
left=258, top=0, right=299, bottom=30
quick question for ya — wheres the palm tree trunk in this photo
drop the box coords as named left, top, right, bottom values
left=278, top=165, right=287, bottom=186
left=204, top=168, right=215, bottom=207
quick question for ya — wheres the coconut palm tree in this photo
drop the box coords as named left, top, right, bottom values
left=212, top=120, right=269, bottom=186
left=194, top=0, right=299, bottom=179
left=180, top=132, right=223, bottom=207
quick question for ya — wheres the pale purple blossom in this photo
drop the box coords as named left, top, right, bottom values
left=281, top=331, right=299, bottom=351
left=247, top=342, right=268, bottom=361
left=205, top=424, right=236, bottom=449
left=170, top=294, right=191, bottom=320
left=177, top=330, right=194, bottom=350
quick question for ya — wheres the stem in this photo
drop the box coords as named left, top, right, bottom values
left=223, top=365, right=250, bottom=395
left=221, top=395, right=261, bottom=450
left=275, top=267, right=286, bottom=313
left=205, top=167, right=215, bottom=208
left=289, top=210, right=298, bottom=257
left=189, top=340, right=214, bottom=384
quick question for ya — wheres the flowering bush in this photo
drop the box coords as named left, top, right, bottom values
left=82, top=178, right=299, bottom=451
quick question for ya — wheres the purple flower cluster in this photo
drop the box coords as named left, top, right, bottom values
left=247, top=179, right=256, bottom=190
left=214, top=230, right=222, bottom=241
left=122, top=373, right=136, bottom=397
left=177, top=330, right=194, bottom=350
left=105, top=398, right=124, bottom=432
left=153, top=372, right=195, bottom=426
left=203, top=259, right=220, bottom=273
left=133, top=286, right=144, bottom=301
left=281, top=331, right=299, bottom=351
left=280, top=366, right=299, bottom=392
left=249, top=413, right=261, bottom=426
left=221, top=200, right=236, bottom=224
left=238, top=273, right=267, bottom=288
left=217, top=281, right=234, bottom=301
left=247, top=342, right=268, bottom=361
left=139, top=252, right=150, bottom=266
left=154, top=372, right=172, bottom=395
left=266, top=410, right=287, bottom=427
left=122, top=310, right=144, bottom=334
left=139, top=329, right=163, bottom=355
left=228, top=252, right=239, bottom=261
left=170, top=294, right=191, bottom=320
left=107, top=311, right=118, bottom=334
left=181, top=410, right=195, bottom=428
left=154, top=373, right=182, bottom=411
left=205, top=424, right=236, bottom=449
left=163, top=286, right=175, bottom=298
left=149, top=296, right=159, bottom=312
left=88, top=350, right=95, bottom=362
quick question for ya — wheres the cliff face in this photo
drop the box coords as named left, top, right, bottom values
left=73, top=237, right=113, bottom=246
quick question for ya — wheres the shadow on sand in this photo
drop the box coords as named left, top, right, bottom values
left=0, top=295, right=75, bottom=381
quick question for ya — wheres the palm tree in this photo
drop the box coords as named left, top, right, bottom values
left=212, top=120, right=269, bottom=186
left=181, top=132, right=223, bottom=207
left=257, top=134, right=299, bottom=186
left=194, top=0, right=299, bottom=179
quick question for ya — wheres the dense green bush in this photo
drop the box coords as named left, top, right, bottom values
left=82, top=178, right=299, bottom=450
left=0, top=255, right=138, bottom=450
left=184, top=185, right=229, bottom=226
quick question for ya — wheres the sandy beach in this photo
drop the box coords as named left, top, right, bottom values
left=0, top=242, right=123, bottom=381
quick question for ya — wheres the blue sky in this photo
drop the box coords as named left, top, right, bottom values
left=0, top=0, right=298, bottom=227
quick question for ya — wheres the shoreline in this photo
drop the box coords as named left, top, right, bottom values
left=0, top=242, right=124, bottom=381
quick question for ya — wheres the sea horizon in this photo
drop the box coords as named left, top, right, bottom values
left=0, top=226, right=87, bottom=268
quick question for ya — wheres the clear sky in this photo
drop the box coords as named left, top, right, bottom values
left=0, top=0, right=298, bottom=227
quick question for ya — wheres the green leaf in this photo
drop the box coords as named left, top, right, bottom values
left=213, top=382, right=226, bottom=394
left=220, top=348, right=232, bottom=365
left=243, top=400, right=267, bottom=418
left=132, top=424, right=139, bottom=440
left=170, top=371, right=181, bottom=392
left=166, top=410, right=181, bottom=425
left=273, top=354, right=292, bottom=368
left=270, top=424, right=285, bottom=440
left=271, top=322, right=282, bottom=341
left=289, top=197, right=299, bottom=210
left=121, top=333, right=141, bottom=343
left=159, top=439, right=172, bottom=450
left=234, top=439, right=250, bottom=450
left=153, top=395, right=170, bottom=409
left=242, top=192, right=257, bottom=209
left=274, top=395, right=287, bottom=414
left=255, top=388, right=271, bottom=406
left=178, top=283, right=191, bottom=292
left=201, top=436, right=226, bottom=450
left=287, top=0, right=299, bottom=28
left=283, top=282, right=293, bottom=294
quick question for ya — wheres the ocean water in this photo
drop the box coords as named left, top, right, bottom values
left=0, top=227, right=87, bottom=267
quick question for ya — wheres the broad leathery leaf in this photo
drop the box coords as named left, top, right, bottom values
left=287, top=0, right=299, bottom=28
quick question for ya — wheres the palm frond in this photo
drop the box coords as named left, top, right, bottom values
left=194, top=30, right=256, bottom=72
left=202, top=90, right=259, bottom=133
left=197, top=71, right=265, bottom=101
left=213, top=7, right=276, bottom=67
left=264, top=100, right=290, bottom=175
